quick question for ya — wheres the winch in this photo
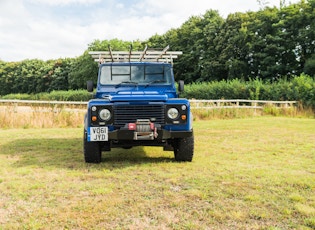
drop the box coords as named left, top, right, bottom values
left=128, top=119, right=158, bottom=140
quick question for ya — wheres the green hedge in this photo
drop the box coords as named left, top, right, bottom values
left=1, top=74, right=314, bottom=109
left=181, top=74, right=315, bottom=109
left=1, top=90, right=92, bottom=102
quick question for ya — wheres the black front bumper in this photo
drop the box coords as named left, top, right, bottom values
left=108, top=128, right=193, bottom=140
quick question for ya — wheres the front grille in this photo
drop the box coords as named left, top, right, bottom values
left=114, top=104, right=165, bottom=127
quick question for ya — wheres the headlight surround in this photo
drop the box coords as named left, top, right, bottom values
left=99, top=108, right=111, bottom=121
left=167, top=108, right=179, bottom=120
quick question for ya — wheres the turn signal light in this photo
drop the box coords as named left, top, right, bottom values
left=92, top=116, right=97, bottom=122
left=181, top=115, right=187, bottom=120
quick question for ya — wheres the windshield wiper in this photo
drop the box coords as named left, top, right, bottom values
left=145, top=80, right=166, bottom=88
left=115, top=81, right=138, bottom=88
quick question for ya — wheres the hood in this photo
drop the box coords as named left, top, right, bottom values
left=105, top=91, right=169, bottom=102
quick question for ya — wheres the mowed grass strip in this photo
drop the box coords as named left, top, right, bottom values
left=0, top=117, right=314, bottom=229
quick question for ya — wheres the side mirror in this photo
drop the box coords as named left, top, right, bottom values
left=178, top=80, right=184, bottom=93
left=87, top=80, right=94, bottom=92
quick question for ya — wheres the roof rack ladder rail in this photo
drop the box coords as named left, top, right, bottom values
left=108, top=45, right=114, bottom=62
left=128, top=44, right=133, bottom=62
left=139, top=45, right=148, bottom=62
left=156, top=45, right=170, bottom=62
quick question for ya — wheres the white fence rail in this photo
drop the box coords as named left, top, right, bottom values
left=189, top=99, right=297, bottom=109
left=0, top=99, right=297, bottom=110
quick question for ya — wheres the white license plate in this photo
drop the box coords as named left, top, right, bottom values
left=88, top=127, right=108, bottom=141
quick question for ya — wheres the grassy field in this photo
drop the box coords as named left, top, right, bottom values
left=0, top=117, right=314, bottom=229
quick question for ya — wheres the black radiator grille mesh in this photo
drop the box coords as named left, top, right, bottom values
left=113, top=104, right=165, bottom=127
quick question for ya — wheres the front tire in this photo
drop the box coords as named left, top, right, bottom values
left=174, top=135, right=194, bottom=162
left=83, top=130, right=102, bottom=163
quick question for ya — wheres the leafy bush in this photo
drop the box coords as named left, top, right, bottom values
left=1, top=90, right=92, bottom=101
left=36, top=90, right=92, bottom=101
left=0, top=93, right=33, bottom=100
left=290, top=74, right=315, bottom=108
left=182, top=74, right=315, bottom=109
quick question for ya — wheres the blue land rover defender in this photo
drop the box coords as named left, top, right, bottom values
left=84, top=46, right=194, bottom=163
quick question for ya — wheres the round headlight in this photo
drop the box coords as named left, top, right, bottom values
left=99, top=109, right=111, bottom=121
left=167, top=108, right=179, bottom=120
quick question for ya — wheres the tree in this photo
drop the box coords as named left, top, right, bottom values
left=210, top=12, right=251, bottom=80
left=1, top=0, right=314, bottom=96
left=88, top=38, right=145, bottom=52
left=304, top=54, right=315, bottom=76
left=197, top=10, right=225, bottom=81
left=47, top=59, right=74, bottom=91
left=68, top=51, right=98, bottom=90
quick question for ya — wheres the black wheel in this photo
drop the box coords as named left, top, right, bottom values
left=174, top=135, right=194, bottom=162
left=122, top=146, right=132, bottom=149
left=83, top=130, right=102, bottom=163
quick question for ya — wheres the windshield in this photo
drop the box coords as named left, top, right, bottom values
left=99, top=64, right=172, bottom=85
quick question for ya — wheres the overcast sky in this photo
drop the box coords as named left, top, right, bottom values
left=0, top=0, right=300, bottom=62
